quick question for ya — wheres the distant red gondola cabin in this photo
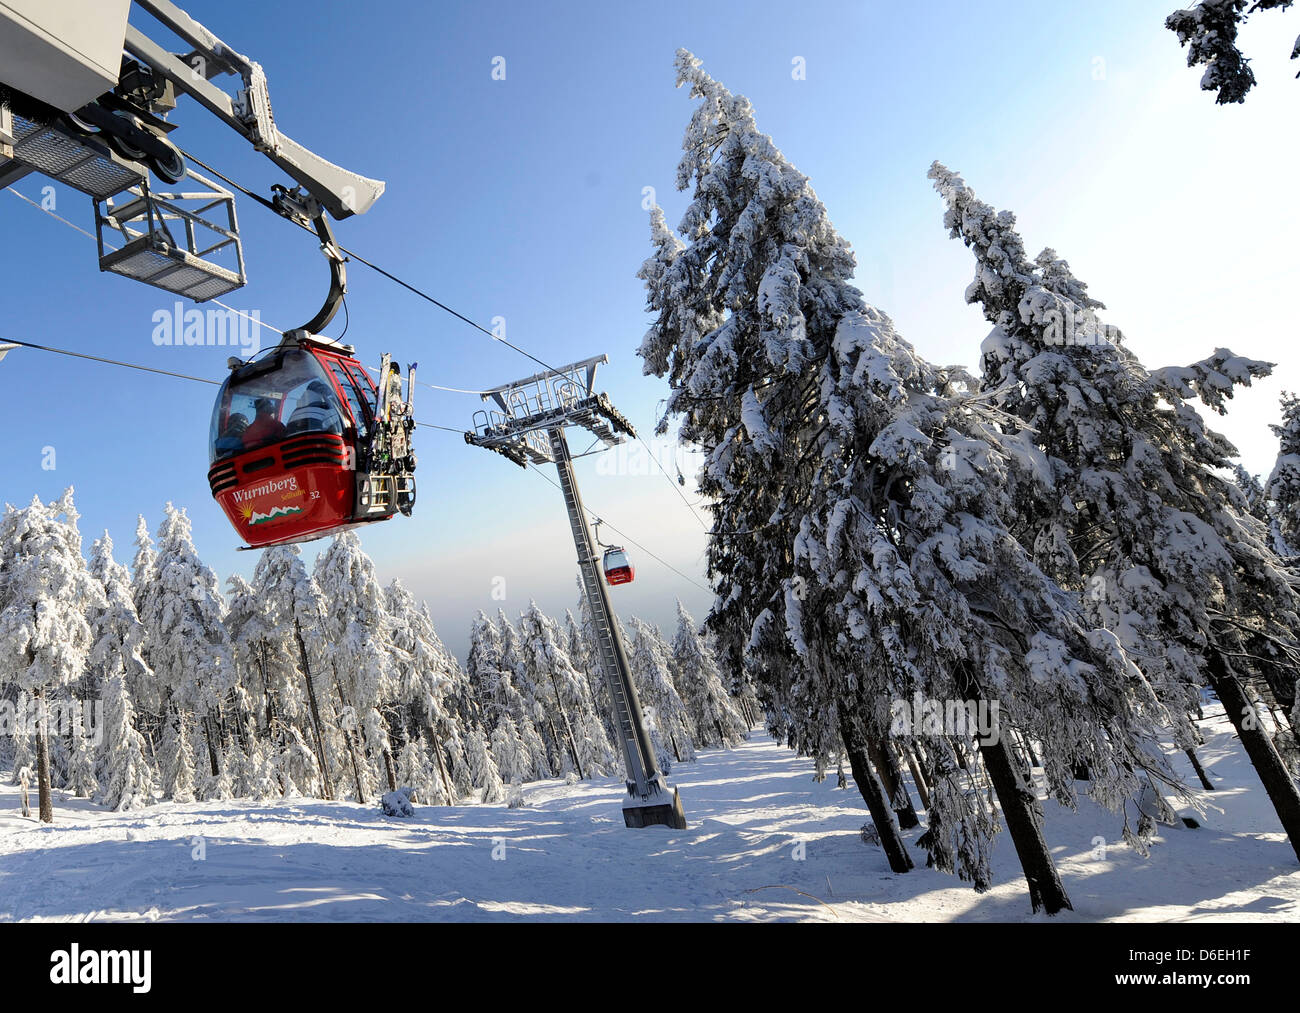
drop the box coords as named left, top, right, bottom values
left=207, top=335, right=413, bottom=548
left=603, top=546, right=634, bottom=585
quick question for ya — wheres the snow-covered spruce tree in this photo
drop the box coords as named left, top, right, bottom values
left=497, top=609, right=557, bottom=779
left=639, top=54, right=1182, bottom=908
left=135, top=504, right=234, bottom=799
left=637, top=52, right=917, bottom=871
left=670, top=600, right=748, bottom=749
left=463, top=724, right=505, bottom=803
left=224, top=573, right=280, bottom=797
left=518, top=601, right=617, bottom=779
left=466, top=611, right=540, bottom=775
left=88, top=533, right=154, bottom=810
left=158, top=707, right=196, bottom=802
left=127, top=515, right=164, bottom=744
left=627, top=618, right=696, bottom=766
left=1166, top=0, right=1297, bottom=105
left=385, top=578, right=460, bottom=802
left=0, top=491, right=105, bottom=822
left=66, top=709, right=98, bottom=799
left=7, top=690, right=34, bottom=786
left=932, top=163, right=1300, bottom=861
left=249, top=546, right=337, bottom=798
left=396, top=729, right=446, bottom=805
left=1266, top=392, right=1300, bottom=557
left=489, top=714, right=531, bottom=786
left=313, top=533, right=397, bottom=802
left=704, top=626, right=760, bottom=727
left=639, top=51, right=937, bottom=871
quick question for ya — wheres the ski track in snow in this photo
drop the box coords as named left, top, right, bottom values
left=1, top=711, right=1296, bottom=922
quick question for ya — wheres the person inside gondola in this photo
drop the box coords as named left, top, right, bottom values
left=214, top=412, right=249, bottom=456
left=286, top=380, right=343, bottom=436
left=242, top=397, right=285, bottom=449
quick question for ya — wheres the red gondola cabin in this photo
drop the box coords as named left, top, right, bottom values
left=603, top=546, right=634, bottom=585
left=208, top=334, right=415, bottom=548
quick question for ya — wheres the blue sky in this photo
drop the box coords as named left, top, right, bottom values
left=3, top=0, right=1297, bottom=659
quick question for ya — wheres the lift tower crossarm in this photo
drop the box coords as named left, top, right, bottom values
left=124, top=0, right=384, bottom=219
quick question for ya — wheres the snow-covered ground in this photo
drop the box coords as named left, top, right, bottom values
left=1, top=709, right=1296, bottom=922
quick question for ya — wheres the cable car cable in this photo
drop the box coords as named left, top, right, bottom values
left=8, top=179, right=713, bottom=551
left=175, top=147, right=561, bottom=375
left=152, top=156, right=715, bottom=536
left=0, top=337, right=220, bottom=385
left=632, top=432, right=708, bottom=530
left=4, top=184, right=282, bottom=338
left=525, top=463, right=713, bottom=595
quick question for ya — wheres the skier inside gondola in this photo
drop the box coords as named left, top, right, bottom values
left=242, top=397, right=286, bottom=449
left=214, top=412, right=249, bottom=456
left=286, top=380, right=344, bottom=435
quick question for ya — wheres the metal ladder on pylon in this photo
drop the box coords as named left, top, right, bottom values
left=547, top=425, right=661, bottom=798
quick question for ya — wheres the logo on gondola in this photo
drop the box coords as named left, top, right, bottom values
left=244, top=503, right=304, bottom=526
left=232, top=476, right=299, bottom=503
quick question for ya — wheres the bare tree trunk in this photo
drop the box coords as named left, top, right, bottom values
left=958, top=665, right=1072, bottom=914
left=383, top=748, right=398, bottom=792
left=1208, top=651, right=1300, bottom=863
left=34, top=688, right=53, bottom=824
left=868, top=737, right=919, bottom=829
left=1184, top=748, right=1215, bottom=791
left=293, top=618, right=334, bottom=801
left=904, top=746, right=932, bottom=811
left=548, top=670, right=585, bottom=779
left=423, top=717, right=454, bottom=805
left=977, top=729, right=1072, bottom=913
left=202, top=712, right=220, bottom=778
left=334, top=682, right=367, bottom=804
left=257, top=641, right=273, bottom=735
left=839, top=709, right=913, bottom=874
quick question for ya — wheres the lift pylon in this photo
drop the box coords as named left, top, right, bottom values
left=465, top=355, right=687, bottom=829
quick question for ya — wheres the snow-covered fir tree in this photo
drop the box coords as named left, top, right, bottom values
left=669, top=601, right=748, bottom=749
left=518, top=601, right=617, bottom=779
left=627, top=618, right=696, bottom=767
left=248, top=546, right=337, bottom=798
left=637, top=53, right=1186, bottom=910
left=396, top=729, right=446, bottom=805
left=314, top=532, right=397, bottom=802
left=0, top=490, right=105, bottom=822
left=497, top=609, right=555, bottom=779
left=930, top=161, right=1300, bottom=863
left=87, top=533, right=154, bottom=811
left=386, top=578, right=464, bottom=803
left=463, top=724, right=505, bottom=803
left=135, top=504, right=233, bottom=800
left=488, top=714, right=531, bottom=786
left=1165, top=0, right=1296, bottom=104
left=1266, top=392, right=1300, bottom=556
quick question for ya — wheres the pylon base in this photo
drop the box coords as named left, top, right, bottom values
left=623, top=786, right=687, bottom=830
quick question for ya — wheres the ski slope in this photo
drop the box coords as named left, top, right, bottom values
left=1, top=710, right=1296, bottom=922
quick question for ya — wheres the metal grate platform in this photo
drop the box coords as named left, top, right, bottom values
left=95, top=169, right=246, bottom=302
left=99, top=235, right=244, bottom=301
left=0, top=110, right=145, bottom=200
